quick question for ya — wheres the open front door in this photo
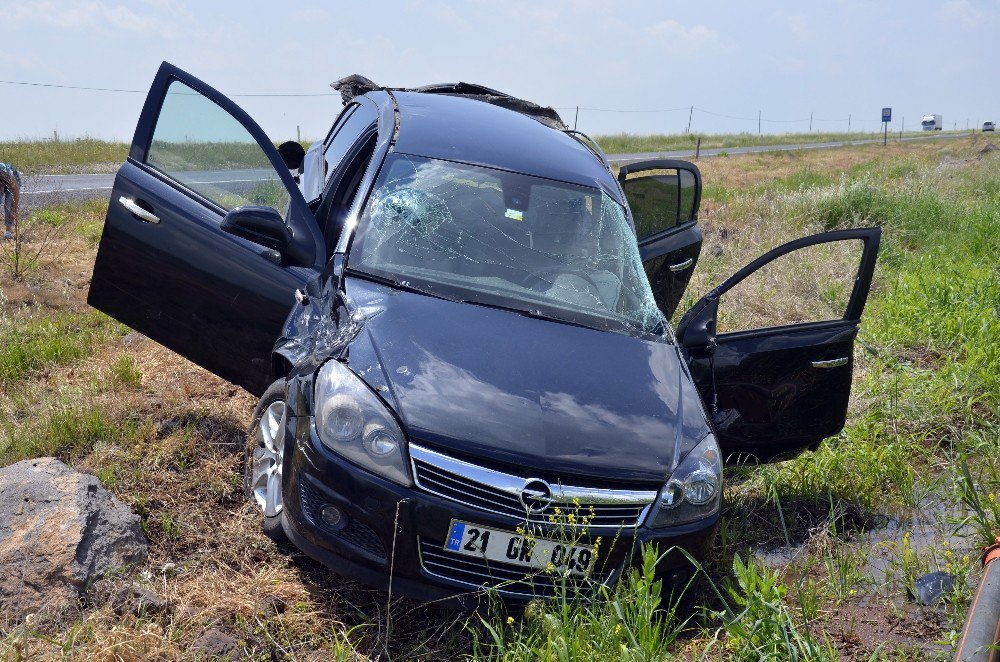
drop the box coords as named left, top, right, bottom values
left=618, top=159, right=702, bottom=320
left=88, top=62, right=326, bottom=396
left=676, top=228, right=881, bottom=463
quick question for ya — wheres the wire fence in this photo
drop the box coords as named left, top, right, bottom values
left=1, top=78, right=984, bottom=137
left=551, top=104, right=935, bottom=134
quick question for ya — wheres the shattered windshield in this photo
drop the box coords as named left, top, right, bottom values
left=347, top=153, right=665, bottom=337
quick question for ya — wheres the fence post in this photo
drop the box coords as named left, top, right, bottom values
left=695, top=137, right=701, bottom=159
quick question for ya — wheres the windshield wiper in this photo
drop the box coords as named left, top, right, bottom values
left=344, top=268, right=460, bottom=304
left=456, top=297, right=615, bottom=333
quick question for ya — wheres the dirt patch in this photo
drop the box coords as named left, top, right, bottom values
left=819, top=599, right=948, bottom=660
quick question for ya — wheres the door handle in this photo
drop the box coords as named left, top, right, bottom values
left=118, top=196, right=160, bottom=224
left=812, top=357, right=849, bottom=368
left=669, top=257, right=694, bottom=272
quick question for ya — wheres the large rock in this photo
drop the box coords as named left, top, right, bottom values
left=0, top=457, right=148, bottom=621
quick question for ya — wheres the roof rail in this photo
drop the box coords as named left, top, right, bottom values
left=330, top=75, right=567, bottom=131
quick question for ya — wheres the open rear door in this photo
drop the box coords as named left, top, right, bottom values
left=618, top=160, right=702, bottom=320
left=88, top=62, right=326, bottom=396
left=676, top=228, right=881, bottom=463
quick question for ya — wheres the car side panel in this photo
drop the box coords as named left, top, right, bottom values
left=89, top=162, right=312, bottom=395
left=638, top=222, right=702, bottom=320
left=682, top=322, right=858, bottom=462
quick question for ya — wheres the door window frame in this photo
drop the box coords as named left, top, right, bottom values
left=617, top=159, right=702, bottom=244
left=125, top=62, right=324, bottom=270
left=677, top=228, right=881, bottom=346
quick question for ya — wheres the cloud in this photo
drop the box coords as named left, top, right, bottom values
left=940, top=0, right=995, bottom=27
left=0, top=1, right=178, bottom=35
left=644, top=19, right=720, bottom=55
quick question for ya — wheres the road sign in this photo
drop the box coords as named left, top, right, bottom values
left=882, top=107, right=892, bottom=122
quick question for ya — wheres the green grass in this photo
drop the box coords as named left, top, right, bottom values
left=476, top=146, right=999, bottom=658
left=0, top=312, right=122, bottom=386
left=0, top=138, right=313, bottom=175
left=1, top=143, right=996, bottom=659
left=0, top=138, right=128, bottom=174
left=29, top=198, right=109, bottom=245
left=0, top=403, right=144, bottom=464
left=593, top=130, right=964, bottom=155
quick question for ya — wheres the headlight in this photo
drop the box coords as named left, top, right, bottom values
left=647, top=434, right=722, bottom=528
left=313, top=359, right=411, bottom=486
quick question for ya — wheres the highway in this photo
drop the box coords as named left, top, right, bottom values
left=21, top=133, right=966, bottom=208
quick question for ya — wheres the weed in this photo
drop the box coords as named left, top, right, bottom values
left=473, top=545, right=688, bottom=660
left=108, top=354, right=143, bottom=389
left=955, top=456, right=1000, bottom=548
left=715, top=554, right=835, bottom=661
left=0, top=312, right=120, bottom=386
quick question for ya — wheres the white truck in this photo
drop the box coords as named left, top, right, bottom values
left=921, top=114, right=943, bottom=131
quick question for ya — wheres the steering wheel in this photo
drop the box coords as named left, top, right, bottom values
left=520, top=264, right=604, bottom=298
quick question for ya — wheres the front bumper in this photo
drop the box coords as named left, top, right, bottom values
left=282, top=414, right=719, bottom=608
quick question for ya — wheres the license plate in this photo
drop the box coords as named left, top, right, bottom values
left=444, top=520, right=596, bottom=577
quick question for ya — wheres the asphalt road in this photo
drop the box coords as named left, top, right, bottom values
left=21, top=133, right=966, bottom=209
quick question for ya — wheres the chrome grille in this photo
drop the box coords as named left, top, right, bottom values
left=418, top=538, right=612, bottom=598
left=410, top=444, right=657, bottom=529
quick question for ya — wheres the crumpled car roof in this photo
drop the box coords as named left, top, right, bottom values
left=330, top=75, right=567, bottom=131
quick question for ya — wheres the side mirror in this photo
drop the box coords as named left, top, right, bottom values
left=221, top=206, right=292, bottom=251
left=676, top=296, right=718, bottom=348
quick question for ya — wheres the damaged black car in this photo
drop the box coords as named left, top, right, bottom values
left=88, top=62, right=880, bottom=607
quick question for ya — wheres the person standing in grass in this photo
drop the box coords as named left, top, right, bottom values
left=0, top=162, right=22, bottom=240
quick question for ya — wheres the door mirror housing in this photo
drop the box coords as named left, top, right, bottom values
left=676, top=295, right=718, bottom=347
left=221, top=206, right=293, bottom=251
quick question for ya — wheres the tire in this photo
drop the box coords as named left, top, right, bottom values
left=244, top=379, right=290, bottom=542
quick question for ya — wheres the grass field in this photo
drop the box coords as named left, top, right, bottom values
left=0, top=136, right=997, bottom=659
left=593, top=130, right=965, bottom=155
left=0, top=131, right=972, bottom=176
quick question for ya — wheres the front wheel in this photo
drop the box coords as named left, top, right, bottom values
left=244, top=380, right=290, bottom=542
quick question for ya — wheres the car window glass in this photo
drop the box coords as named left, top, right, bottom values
left=716, top=239, right=863, bottom=333
left=621, top=168, right=696, bottom=241
left=323, top=134, right=377, bottom=252
left=146, top=80, right=291, bottom=219
left=679, top=169, right=697, bottom=221
left=349, top=154, right=665, bottom=338
left=323, top=103, right=378, bottom=185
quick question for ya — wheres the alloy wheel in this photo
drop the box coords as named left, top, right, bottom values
left=250, top=400, right=286, bottom=517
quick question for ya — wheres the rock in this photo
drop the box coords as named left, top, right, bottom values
left=191, top=629, right=240, bottom=658
left=121, top=331, right=144, bottom=347
left=111, top=583, right=166, bottom=617
left=0, top=457, right=148, bottom=621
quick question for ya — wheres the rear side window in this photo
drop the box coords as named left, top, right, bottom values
left=146, top=80, right=290, bottom=218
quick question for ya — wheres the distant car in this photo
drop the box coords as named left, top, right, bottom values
left=984, top=121, right=995, bottom=132
left=88, top=62, right=881, bottom=607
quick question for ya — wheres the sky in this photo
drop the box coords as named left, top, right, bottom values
left=0, top=0, right=997, bottom=142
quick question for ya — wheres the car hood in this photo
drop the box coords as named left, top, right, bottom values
left=342, top=276, right=711, bottom=485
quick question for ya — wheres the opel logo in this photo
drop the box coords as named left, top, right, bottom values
left=519, top=478, right=553, bottom=514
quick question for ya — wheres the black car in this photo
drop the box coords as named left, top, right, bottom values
left=88, top=62, right=880, bottom=607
